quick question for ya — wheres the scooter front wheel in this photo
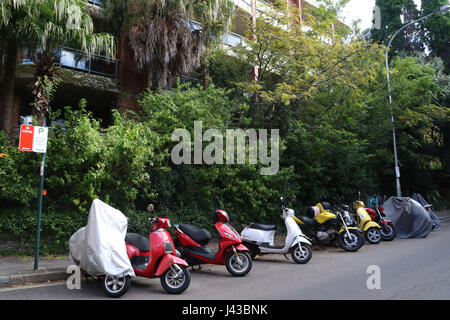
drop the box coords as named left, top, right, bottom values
left=160, top=264, right=191, bottom=294
left=365, top=227, right=382, bottom=244
left=225, top=251, right=252, bottom=277
left=291, top=243, right=312, bottom=264
left=102, top=275, right=131, bottom=298
left=338, top=230, right=364, bottom=252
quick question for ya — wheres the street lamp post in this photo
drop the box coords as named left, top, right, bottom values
left=385, top=4, right=450, bottom=197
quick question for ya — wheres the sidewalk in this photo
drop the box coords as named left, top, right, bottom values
left=0, top=255, right=72, bottom=287
left=0, top=210, right=449, bottom=288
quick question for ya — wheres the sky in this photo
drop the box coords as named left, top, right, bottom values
left=340, top=0, right=422, bottom=30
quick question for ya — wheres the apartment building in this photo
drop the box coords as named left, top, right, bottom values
left=5, top=0, right=316, bottom=131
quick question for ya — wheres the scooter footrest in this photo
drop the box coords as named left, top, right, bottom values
left=184, top=246, right=217, bottom=261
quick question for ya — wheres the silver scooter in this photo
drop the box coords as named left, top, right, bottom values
left=240, top=197, right=313, bottom=264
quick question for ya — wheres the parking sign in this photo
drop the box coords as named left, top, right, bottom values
left=18, top=124, right=48, bottom=153
left=32, top=126, right=48, bottom=153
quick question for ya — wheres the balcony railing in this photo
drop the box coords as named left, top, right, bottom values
left=256, top=0, right=275, bottom=12
left=187, top=19, right=244, bottom=48
left=22, top=46, right=119, bottom=78
left=223, top=32, right=244, bottom=47
left=87, top=0, right=102, bottom=6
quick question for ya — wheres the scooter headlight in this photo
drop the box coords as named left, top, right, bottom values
left=342, top=212, right=353, bottom=225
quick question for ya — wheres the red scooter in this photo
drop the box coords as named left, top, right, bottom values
left=174, top=209, right=252, bottom=277
left=103, top=204, right=190, bottom=297
left=365, top=201, right=396, bottom=241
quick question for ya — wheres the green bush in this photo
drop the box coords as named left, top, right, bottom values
left=44, top=102, right=156, bottom=213
left=0, top=132, right=40, bottom=207
left=0, top=207, right=87, bottom=255
left=137, top=84, right=296, bottom=229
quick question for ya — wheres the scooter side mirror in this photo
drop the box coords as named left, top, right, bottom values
left=147, top=204, right=155, bottom=212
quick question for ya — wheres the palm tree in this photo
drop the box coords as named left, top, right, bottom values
left=26, top=0, right=116, bottom=125
left=102, top=0, right=234, bottom=89
left=0, top=0, right=38, bottom=134
left=0, top=0, right=116, bottom=129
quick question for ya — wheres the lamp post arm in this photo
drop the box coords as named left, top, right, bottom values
left=384, top=11, right=437, bottom=99
left=385, top=12, right=435, bottom=52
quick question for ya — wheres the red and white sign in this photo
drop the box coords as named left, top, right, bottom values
left=18, top=124, right=48, bottom=153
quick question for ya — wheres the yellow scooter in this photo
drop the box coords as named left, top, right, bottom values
left=353, top=201, right=382, bottom=244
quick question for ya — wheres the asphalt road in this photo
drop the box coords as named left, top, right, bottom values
left=1, top=216, right=449, bottom=300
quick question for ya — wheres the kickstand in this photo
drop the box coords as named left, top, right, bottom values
left=283, top=254, right=290, bottom=261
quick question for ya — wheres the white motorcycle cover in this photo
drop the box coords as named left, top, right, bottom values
left=69, top=199, right=135, bottom=277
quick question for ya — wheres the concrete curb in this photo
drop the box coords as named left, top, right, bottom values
left=0, top=266, right=68, bottom=288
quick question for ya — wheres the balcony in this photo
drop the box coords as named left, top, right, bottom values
left=87, top=0, right=102, bottom=6
left=232, top=0, right=252, bottom=14
left=223, top=32, right=244, bottom=47
left=256, top=0, right=275, bottom=12
left=187, top=19, right=244, bottom=48
left=22, top=46, right=119, bottom=78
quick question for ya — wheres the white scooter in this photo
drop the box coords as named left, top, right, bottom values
left=240, top=197, right=313, bottom=264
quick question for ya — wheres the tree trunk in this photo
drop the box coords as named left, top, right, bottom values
left=0, top=40, right=6, bottom=82
left=31, top=52, right=56, bottom=126
left=441, top=123, right=450, bottom=186
left=0, top=40, right=18, bottom=137
left=203, top=53, right=210, bottom=89
left=146, top=65, right=153, bottom=89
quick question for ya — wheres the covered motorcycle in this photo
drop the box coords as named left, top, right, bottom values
left=69, top=199, right=135, bottom=296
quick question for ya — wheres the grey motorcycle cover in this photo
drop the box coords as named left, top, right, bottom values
left=411, top=193, right=440, bottom=230
left=69, top=199, right=135, bottom=277
left=382, top=197, right=433, bottom=239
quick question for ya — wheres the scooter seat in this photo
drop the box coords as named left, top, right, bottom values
left=249, top=223, right=277, bottom=231
left=296, top=216, right=317, bottom=226
left=125, top=233, right=150, bottom=252
left=179, top=224, right=212, bottom=245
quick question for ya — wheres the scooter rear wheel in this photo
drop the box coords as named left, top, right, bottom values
left=102, top=275, right=131, bottom=298
left=243, top=242, right=259, bottom=259
left=225, top=251, right=252, bottom=277
left=380, top=222, right=396, bottom=241
left=160, top=264, right=190, bottom=294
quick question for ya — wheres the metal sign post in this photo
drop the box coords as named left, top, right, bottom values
left=18, top=124, right=49, bottom=271
left=34, top=152, right=46, bottom=271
